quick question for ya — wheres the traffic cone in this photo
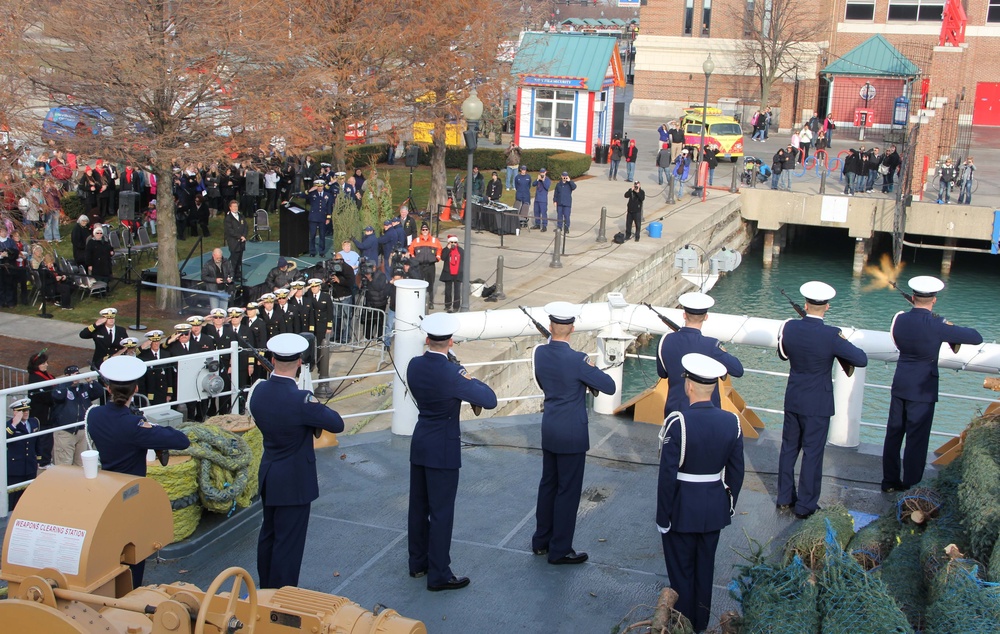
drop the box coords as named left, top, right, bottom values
left=459, top=199, right=466, bottom=220
left=441, top=197, right=452, bottom=221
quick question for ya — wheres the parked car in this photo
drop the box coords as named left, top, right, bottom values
left=42, top=106, right=115, bottom=140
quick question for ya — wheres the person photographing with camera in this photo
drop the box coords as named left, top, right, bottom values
left=201, top=248, right=234, bottom=310
left=327, top=255, right=355, bottom=344
left=623, top=181, right=645, bottom=242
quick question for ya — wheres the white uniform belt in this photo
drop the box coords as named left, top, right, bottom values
left=676, top=471, right=723, bottom=483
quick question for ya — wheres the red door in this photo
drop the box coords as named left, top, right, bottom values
left=974, top=82, right=1000, bottom=126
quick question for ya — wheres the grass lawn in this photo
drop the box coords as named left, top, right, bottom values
left=4, top=164, right=486, bottom=329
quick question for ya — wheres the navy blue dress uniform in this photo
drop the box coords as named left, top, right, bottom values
left=225, top=308, right=254, bottom=412
left=407, top=313, right=498, bottom=591
left=657, top=354, right=745, bottom=634
left=776, top=282, right=868, bottom=519
left=79, top=308, right=129, bottom=368
left=245, top=302, right=270, bottom=381
left=249, top=333, right=345, bottom=589
left=6, top=399, right=39, bottom=510
left=307, top=180, right=332, bottom=257
left=138, top=331, right=174, bottom=405
left=531, top=302, right=616, bottom=565
left=883, top=276, right=982, bottom=491
left=656, top=293, right=744, bottom=415
left=87, top=356, right=191, bottom=588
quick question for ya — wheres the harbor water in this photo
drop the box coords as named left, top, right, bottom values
left=624, top=226, right=1000, bottom=444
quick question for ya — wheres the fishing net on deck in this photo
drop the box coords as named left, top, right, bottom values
left=925, top=558, right=1000, bottom=633
left=876, top=527, right=927, bottom=631
left=729, top=556, right=820, bottom=634
left=848, top=515, right=900, bottom=570
left=958, top=417, right=1000, bottom=561
left=782, top=506, right=854, bottom=570
left=818, top=521, right=912, bottom=634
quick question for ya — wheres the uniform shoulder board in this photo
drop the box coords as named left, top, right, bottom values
left=944, top=319, right=954, bottom=326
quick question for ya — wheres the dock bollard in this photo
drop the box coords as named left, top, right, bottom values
left=819, top=168, right=827, bottom=195
left=597, top=206, right=608, bottom=243
left=550, top=230, right=563, bottom=268
left=730, top=164, right=739, bottom=193
left=666, top=173, right=676, bottom=205
left=494, top=255, right=507, bottom=300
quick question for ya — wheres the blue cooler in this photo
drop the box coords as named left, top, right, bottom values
left=647, top=221, right=663, bottom=239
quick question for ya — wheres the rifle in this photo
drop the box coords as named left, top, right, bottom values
left=887, top=280, right=960, bottom=353
left=519, top=305, right=551, bottom=338
left=779, top=289, right=855, bottom=377
left=642, top=302, right=681, bottom=332
left=521, top=306, right=599, bottom=397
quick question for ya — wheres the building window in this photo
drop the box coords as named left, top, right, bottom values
left=533, top=89, right=574, bottom=139
left=845, top=1, right=876, bottom=20
left=990, top=0, right=1000, bottom=22
left=685, top=0, right=694, bottom=35
left=887, top=0, right=944, bottom=21
left=744, top=0, right=754, bottom=36
left=702, top=0, right=712, bottom=36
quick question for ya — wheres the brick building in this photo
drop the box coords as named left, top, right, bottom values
left=632, top=0, right=1000, bottom=138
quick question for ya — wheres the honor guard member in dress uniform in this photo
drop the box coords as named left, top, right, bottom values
left=882, top=276, right=982, bottom=492
left=275, top=288, right=300, bottom=334
left=113, top=337, right=140, bottom=357
left=226, top=306, right=254, bottom=410
left=657, top=354, right=745, bottom=634
left=204, top=308, right=228, bottom=341
left=656, top=293, right=744, bottom=415
left=138, top=331, right=174, bottom=405
left=306, top=179, right=331, bottom=257
left=245, top=302, right=270, bottom=382
left=531, top=302, right=616, bottom=565
left=776, top=282, right=868, bottom=519
left=186, top=315, right=216, bottom=353
left=6, top=398, right=39, bottom=510
left=167, top=323, right=199, bottom=420
left=304, top=278, right=333, bottom=380
left=87, top=356, right=191, bottom=586
left=407, top=313, right=498, bottom=591
left=259, top=293, right=281, bottom=338
left=250, top=333, right=345, bottom=589
left=289, top=279, right=308, bottom=312
left=79, top=307, right=128, bottom=368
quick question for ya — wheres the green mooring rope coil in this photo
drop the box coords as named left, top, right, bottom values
left=237, top=427, right=263, bottom=508
left=147, top=456, right=202, bottom=542
left=177, top=423, right=252, bottom=515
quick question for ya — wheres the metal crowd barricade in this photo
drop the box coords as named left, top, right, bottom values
left=0, top=363, right=28, bottom=390
left=2, top=344, right=239, bottom=518
left=319, top=300, right=389, bottom=366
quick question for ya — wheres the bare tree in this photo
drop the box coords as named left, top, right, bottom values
left=397, top=0, right=511, bottom=216
left=279, top=1, right=406, bottom=172
left=730, top=0, right=824, bottom=109
left=4, top=0, right=283, bottom=310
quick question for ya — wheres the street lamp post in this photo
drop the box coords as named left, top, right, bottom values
left=460, top=88, right=483, bottom=313
left=698, top=54, right=715, bottom=191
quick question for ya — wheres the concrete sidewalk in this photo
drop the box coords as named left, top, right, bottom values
left=0, top=311, right=93, bottom=351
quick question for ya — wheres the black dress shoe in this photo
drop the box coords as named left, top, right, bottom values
left=881, top=483, right=903, bottom=493
left=428, top=576, right=470, bottom=591
left=776, top=503, right=793, bottom=511
left=409, top=570, right=426, bottom=578
left=532, top=547, right=548, bottom=556
left=550, top=551, right=588, bottom=565
left=795, top=506, right=820, bottom=520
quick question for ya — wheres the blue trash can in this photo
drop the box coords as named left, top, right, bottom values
left=647, top=221, right=663, bottom=238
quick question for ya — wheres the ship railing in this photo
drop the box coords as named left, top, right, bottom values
left=628, top=354, right=976, bottom=440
